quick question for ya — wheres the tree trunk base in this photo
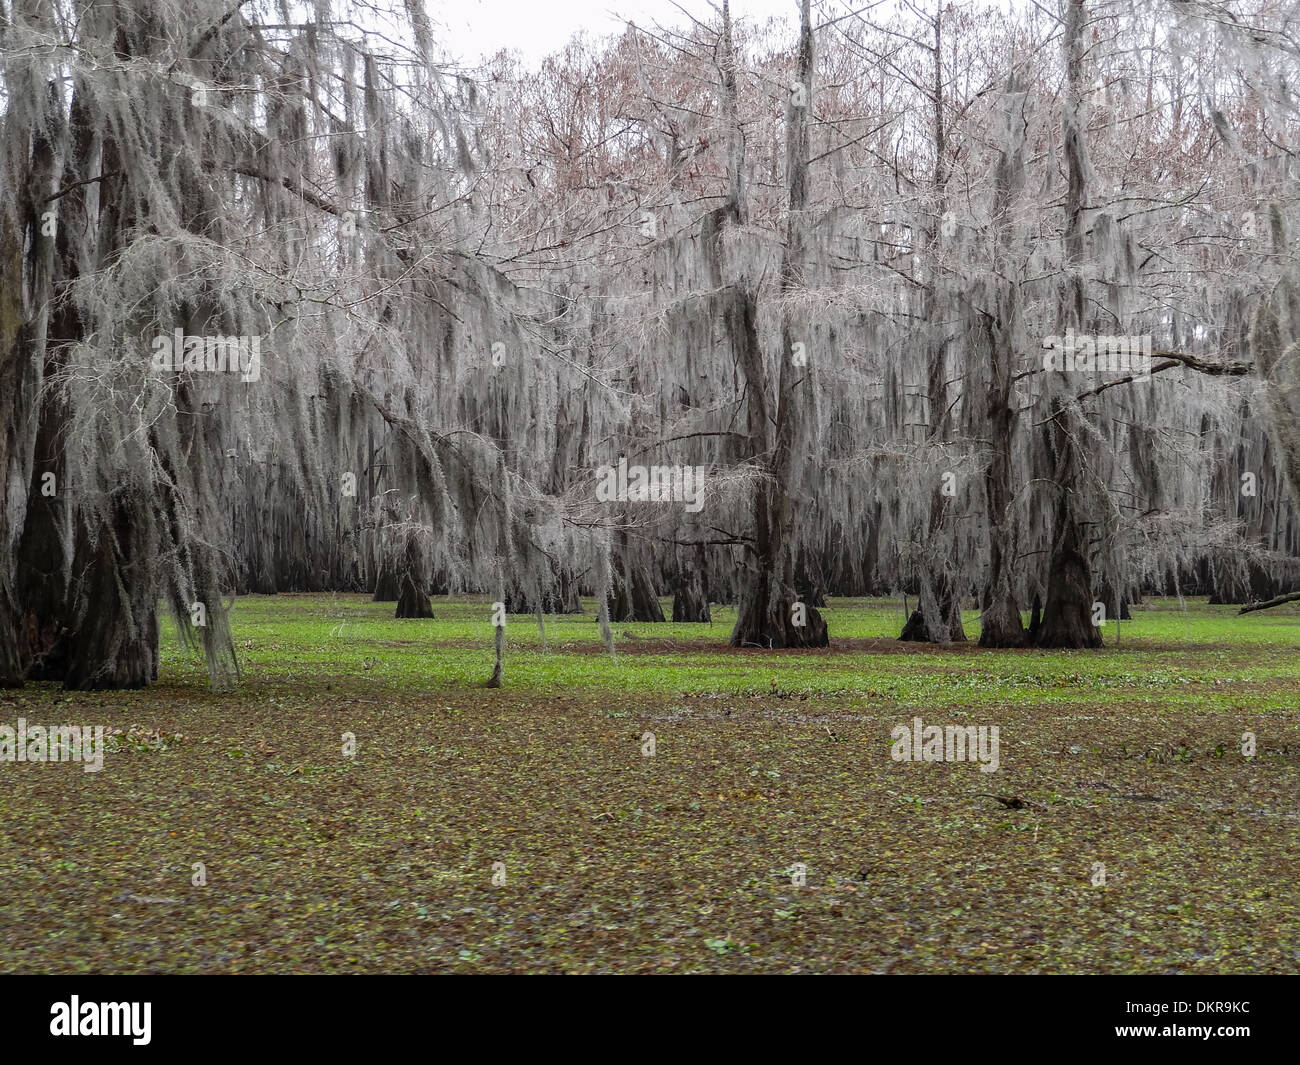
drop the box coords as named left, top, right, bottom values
left=897, top=587, right=967, bottom=644
left=731, top=602, right=828, bottom=648
left=978, top=597, right=1028, bottom=648
left=898, top=610, right=929, bottom=641
left=898, top=608, right=966, bottom=644
left=0, top=601, right=24, bottom=688
left=59, top=508, right=161, bottom=690
left=672, top=562, right=710, bottom=622
left=611, top=566, right=665, bottom=623
left=395, top=580, right=434, bottom=619
left=372, top=566, right=400, bottom=603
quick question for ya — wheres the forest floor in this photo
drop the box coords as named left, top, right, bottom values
left=1, top=596, right=1297, bottom=973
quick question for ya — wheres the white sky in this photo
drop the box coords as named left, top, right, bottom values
left=437, top=0, right=803, bottom=67
left=436, top=0, right=1026, bottom=68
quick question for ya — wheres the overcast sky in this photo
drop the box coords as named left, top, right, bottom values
left=437, top=0, right=816, bottom=66
left=437, top=0, right=1027, bottom=68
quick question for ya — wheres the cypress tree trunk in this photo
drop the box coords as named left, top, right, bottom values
left=979, top=338, right=1027, bottom=648
left=795, top=554, right=827, bottom=608
left=672, top=545, right=711, bottom=622
left=899, top=572, right=967, bottom=643
left=729, top=1, right=827, bottom=651
left=975, top=76, right=1029, bottom=649
left=1033, top=0, right=1102, bottom=651
left=1034, top=473, right=1103, bottom=649
left=610, top=563, right=665, bottom=622
left=14, top=76, right=96, bottom=682
left=608, top=530, right=664, bottom=622
left=15, top=422, right=69, bottom=679
left=0, top=588, right=21, bottom=688
left=0, top=215, right=29, bottom=686
left=898, top=6, right=965, bottom=648
left=899, top=484, right=968, bottom=643
left=372, top=563, right=400, bottom=602
left=394, top=541, right=433, bottom=619
left=727, top=287, right=827, bottom=648
left=395, top=578, right=434, bottom=618
left=503, top=585, right=531, bottom=614
left=556, top=569, right=583, bottom=614
left=61, top=499, right=160, bottom=690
